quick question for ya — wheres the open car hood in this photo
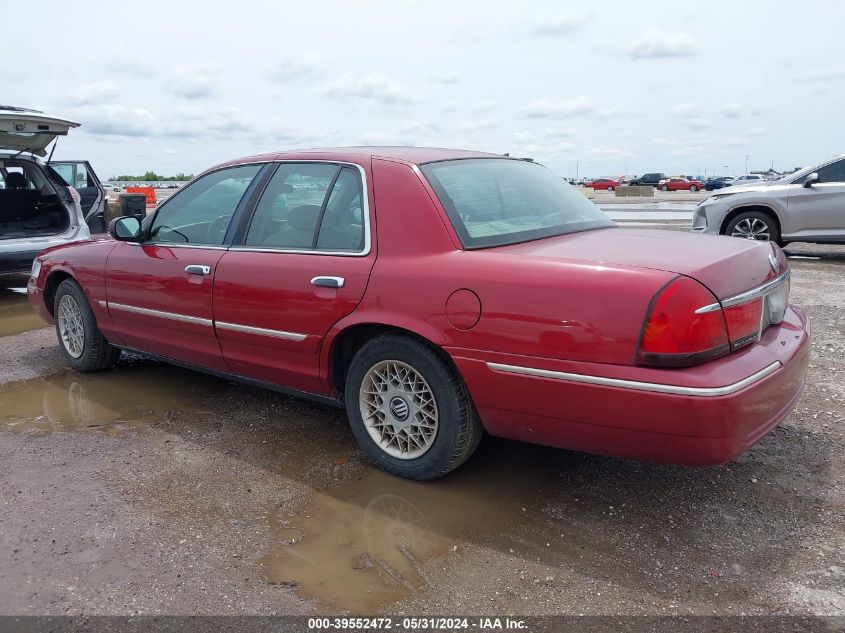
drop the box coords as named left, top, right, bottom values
left=0, top=106, right=80, bottom=156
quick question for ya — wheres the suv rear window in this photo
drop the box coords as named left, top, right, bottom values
left=420, top=158, right=614, bottom=249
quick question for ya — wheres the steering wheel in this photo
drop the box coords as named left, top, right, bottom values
left=206, top=214, right=231, bottom=244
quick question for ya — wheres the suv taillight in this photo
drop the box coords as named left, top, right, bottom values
left=637, top=276, right=730, bottom=367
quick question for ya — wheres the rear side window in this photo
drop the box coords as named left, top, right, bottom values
left=148, top=164, right=262, bottom=246
left=420, top=158, right=614, bottom=249
left=245, top=163, right=365, bottom=252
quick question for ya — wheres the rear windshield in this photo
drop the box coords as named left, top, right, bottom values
left=419, top=158, right=614, bottom=249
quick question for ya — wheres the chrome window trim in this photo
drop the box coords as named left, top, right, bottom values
left=107, top=302, right=213, bottom=327
left=721, top=270, right=789, bottom=308
left=486, top=360, right=781, bottom=397
left=128, top=242, right=229, bottom=250
left=214, top=321, right=307, bottom=341
left=230, top=160, right=372, bottom=258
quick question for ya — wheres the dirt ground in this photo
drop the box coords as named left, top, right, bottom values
left=0, top=240, right=842, bottom=618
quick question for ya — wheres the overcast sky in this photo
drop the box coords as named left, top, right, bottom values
left=2, top=0, right=843, bottom=178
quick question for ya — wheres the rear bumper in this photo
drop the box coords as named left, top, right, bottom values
left=449, top=306, right=810, bottom=466
left=0, top=249, right=40, bottom=277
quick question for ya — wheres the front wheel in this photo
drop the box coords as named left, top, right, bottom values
left=344, top=334, right=483, bottom=480
left=690, top=184, right=698, bottom=191
left=661, top=185, right=669, bottom=191
left=54, top=279, right=121, bottom=371
left=725, top=211, right=780, bottom=242
left=607, top=186, right=614, bottom=191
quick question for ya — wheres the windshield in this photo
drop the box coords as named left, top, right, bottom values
left=419, top=158, right=615, bottom=249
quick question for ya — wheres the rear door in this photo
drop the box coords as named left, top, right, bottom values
left=51, top=161, right=106, bottom=232
left=212, top=161, right=376, bottom=395
left=786, top=158, right=845, bottom=240
left=105, top=163, right=266, bottom=370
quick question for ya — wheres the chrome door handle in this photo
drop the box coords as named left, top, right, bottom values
left=185, top=265, right=211, bottom=276
left=311, top=276, right=345, bottom=288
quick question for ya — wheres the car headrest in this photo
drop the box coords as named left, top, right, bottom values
left=287, top=205, right=320, bottom=231
left=5, top=172, right=27, bottom=188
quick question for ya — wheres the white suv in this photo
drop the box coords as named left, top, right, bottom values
left=0, top=106, right=103, bottom=280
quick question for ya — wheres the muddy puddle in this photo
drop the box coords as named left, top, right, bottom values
left=0, top=362, right=225, bottom=436
left=262, top=442, right=568, bottom=613
left=0, top=287, right=46, bottom=337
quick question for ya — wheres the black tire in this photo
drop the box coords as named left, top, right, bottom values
left=344, top=333, right=483, bottom=480
left=607, top=186, right=614, bottom=192
left=661, top=185, right=669, bottom=191
left=690, top=184, right=698, bottom=191
left=54, top=279, right=121, bottom=371
left=724, top=210, right=780, bottom=243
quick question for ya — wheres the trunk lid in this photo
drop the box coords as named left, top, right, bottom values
left=490, top=228, right=784, bottom=299
left=0, top=106, right=80, bottom=156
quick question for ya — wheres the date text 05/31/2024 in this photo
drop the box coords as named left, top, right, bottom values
left=307, top=617, right=528, bottom=630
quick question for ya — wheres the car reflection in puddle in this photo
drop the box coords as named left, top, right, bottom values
left=0, top=363, right=223, bottom=435
left=0, top=286, right=45, bottom=337
left=262, top=443, right=565, bottom=613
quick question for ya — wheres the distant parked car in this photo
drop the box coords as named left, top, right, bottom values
left=728, top=174, right=767, bottom=187
left=692, top=154, right=845, bottom=245
left=627, top=172, right=666, bottom=187
left=585, top=178, right=619, bottom=191
left=658, top=177, right=703, bottom=192
left=705, top=176, right=735, bottom=191
left=1, top=106, right=100, bottom=279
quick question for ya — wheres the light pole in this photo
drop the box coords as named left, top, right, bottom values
left=724, top=165, right=729, bottom=177
left=745, top=154, right=750, bottom=174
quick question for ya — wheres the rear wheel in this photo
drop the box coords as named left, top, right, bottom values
left=607, top=186, right=614, bottom=191
left=54, top=279, right=121, bottom=371
left=725, top=210, right=780, bottom=242
left=344, top=333, right=483, bottom=480
left=690, top=184, right=698, bottom=191
left=661, top=185, right=669, bottom=191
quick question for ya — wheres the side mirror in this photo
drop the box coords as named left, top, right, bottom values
left=109, top=216, right=142, bottom=241
left=803, top=172, right=819, bottom=188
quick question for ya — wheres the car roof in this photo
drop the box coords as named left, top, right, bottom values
left=214, top=146, right=509, bottom=170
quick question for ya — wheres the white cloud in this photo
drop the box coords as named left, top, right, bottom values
left=168, top=69, right=219, bottom=100
left=524, top=96, right=622, bottom=119
left=66, top=82, right=119, bottom=107
left=653, top=137, right=678, bottom=146
left=527, top=14, right=590, bottom=37
left=719, top=102, right=744, bottom=118
left=73, top=104, right=157, bottom=137
left=325, top=74, right=414, bottom=105
left=794, top=67, right=845, bottom=83
left=268, top=55, right=324, bottom=83
left=671, top=103, right=699, bottom=116
left=455, top=118, right=497, bottom=134
left=687, top=117, right=712, bottom=130
left=433, top=72, right=459, bottom=85
left=628, top=30, right=697, bottom=60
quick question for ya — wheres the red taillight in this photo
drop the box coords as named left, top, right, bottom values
left=637, top=276, right=729, bottom=367
left=723, top=298, right=763, bottom=350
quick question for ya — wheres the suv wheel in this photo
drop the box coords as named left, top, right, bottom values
left=725, top=211, right=780, bottom=242
left=344, top=333, right=483, bottom=480
left=54, top=279, right=121, bottom=371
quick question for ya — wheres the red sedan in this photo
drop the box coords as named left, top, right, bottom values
left=27, top=147, right=809, bottom=480
left=585, top=178, right=619, bottom=191
left=659, top=177, right=704, bottom=191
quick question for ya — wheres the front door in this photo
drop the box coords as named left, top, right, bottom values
left=213, top=161, right=376, bottom=395
left=105, top=163, right=264, bottom=370
left=786, top=158, right=845, bottom=241
left=51, top=161, right=106, bottom=232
